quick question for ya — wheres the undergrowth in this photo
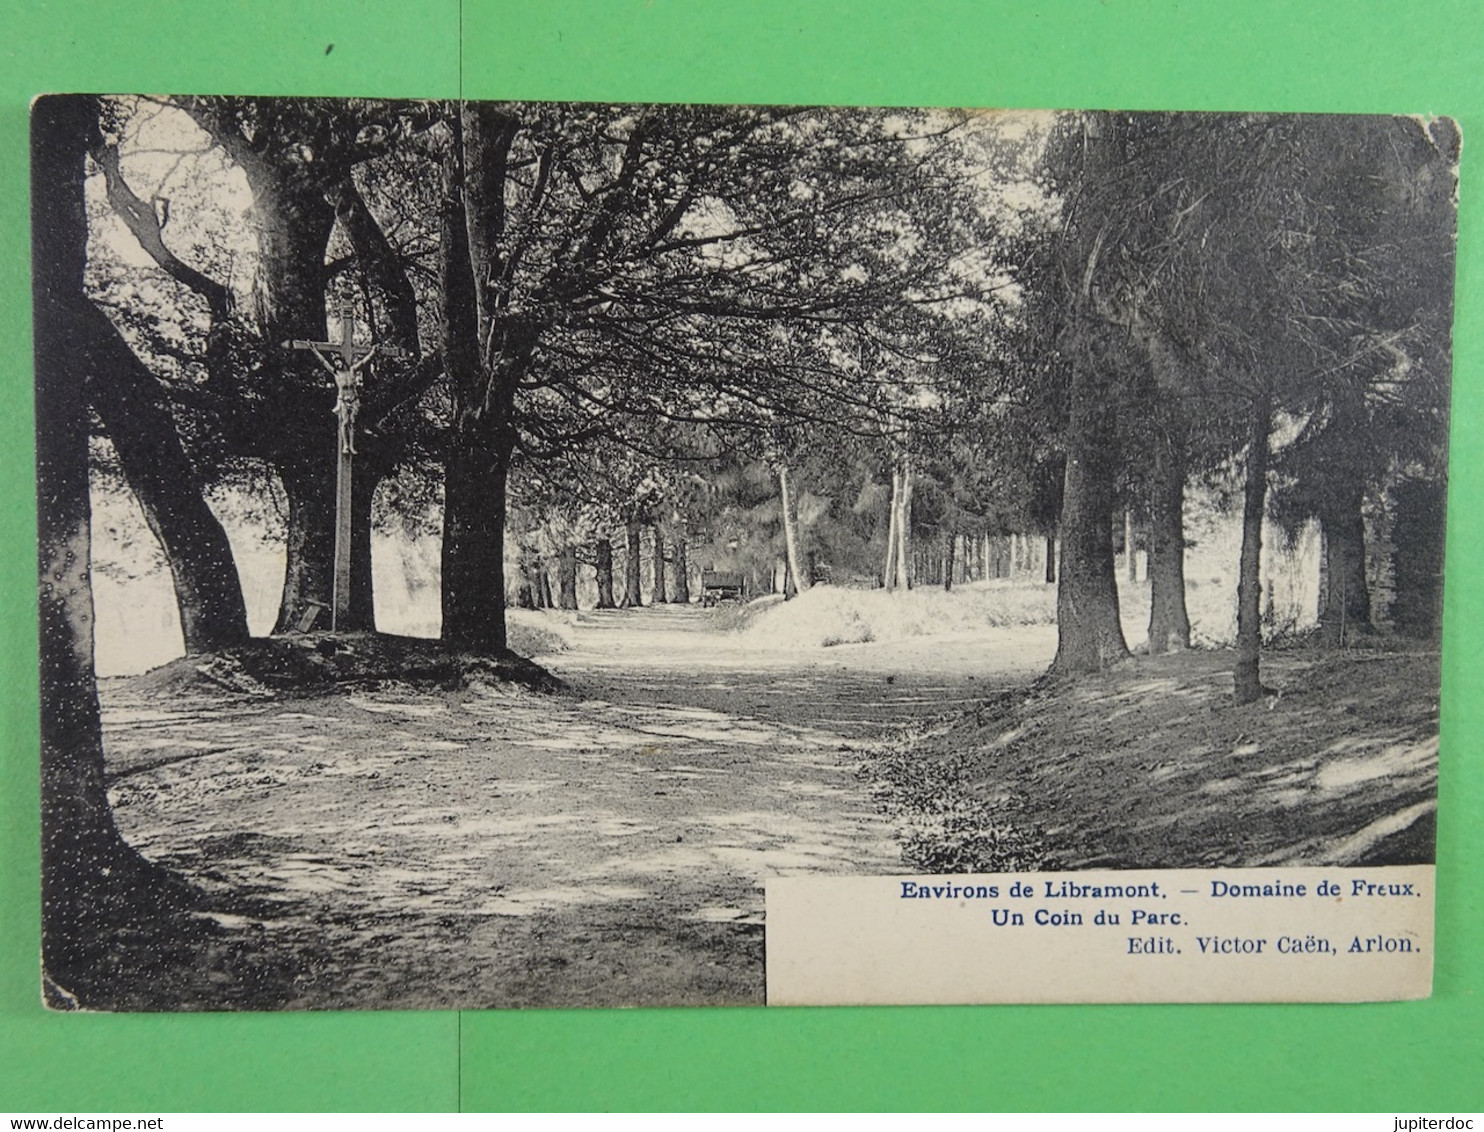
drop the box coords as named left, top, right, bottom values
left=859, top=738, right=1051, bottom=874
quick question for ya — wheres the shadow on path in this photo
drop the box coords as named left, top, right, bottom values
left=94, top=604, right=1054, bottom=1008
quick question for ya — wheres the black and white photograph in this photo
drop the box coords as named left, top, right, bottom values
left=32, top=95, right=1456, bottom=1011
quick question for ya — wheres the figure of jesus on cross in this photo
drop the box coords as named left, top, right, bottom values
left=287, top=299, right=406, bottom=632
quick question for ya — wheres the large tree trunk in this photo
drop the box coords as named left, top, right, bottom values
left=274, top=458, right=336, bottom=632
left=652, top=528, right=668, bottom=604
left=1051, top=357, right=1129, bottom=676
left=438, top=105, right=523, bottom=654
left=671, top=535, right=690, bottom=603
left=1234, top=392, right=1273, bottom=704
left=1147, top=414, right=1191, bottom=654
left=622, top=519, right=644, bottom=607
left=442, top=441, right=510, bottom=651
left=276, top=439, right=389, bottom=634
left=558, top=545, right=578, bottom=610
left=1390, top=477, right=1446, bottom=639
left=778, top=462, right=809, bottom=599
left=82, top=304, right=250, bottom=652
left=594, top=538, right=616, bottom=609
left=33, top=96, right=184, bottom=985
left=245, top=177, right=339, bottom=630
left=1318, top=481, right=1371, bottom=646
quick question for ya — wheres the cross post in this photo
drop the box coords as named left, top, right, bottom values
left=285, top=300, right=407, bottom=632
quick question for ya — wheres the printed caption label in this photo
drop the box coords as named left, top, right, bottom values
left=765, top=866, right=1433, bottom=1004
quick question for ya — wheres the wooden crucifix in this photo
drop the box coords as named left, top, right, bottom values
left=286, top=300, right=405, bottom=632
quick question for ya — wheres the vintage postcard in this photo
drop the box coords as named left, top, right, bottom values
left=32, top=95, right=1454, bottom=1009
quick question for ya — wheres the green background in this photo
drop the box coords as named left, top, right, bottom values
left=2, top=0, right=1481, bottom=1112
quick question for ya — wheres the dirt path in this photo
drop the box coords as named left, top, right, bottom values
left=100, top=606, right=1055, bottom=1010
left=544, top=604, right=1053, bottom=732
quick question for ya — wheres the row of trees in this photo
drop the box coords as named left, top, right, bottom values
left=60, top=98, right=1459, bottom=693
left=499, top=113, right=1455, bottom=688
left=78, top=97, right=1013, bottom=643
left=504, top=445, right=1060, bottom=609
left=37, top=95, right=1004, bottom=974
left=1031, top=112, right=1454, bottom=696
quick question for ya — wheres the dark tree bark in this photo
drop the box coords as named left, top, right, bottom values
left=594, top=538, right=616, bottom=609
left=275, top=458, right=336, bottom=631
left=622, top=519, right=644, bottom=607
left=652, top=528, right=668, bottom=604
left=1391, top=477, right=1446, bottom=638
left=1234, top=391, right=1273, bottom=704
left=1318, top=481, right=1371, bottom=646
left=1044, top=534, right=1057, bottom=584
left=671, top=535, right=690, bottom=603
left=1050, top=356, right=1130, bottom=675
left=243, top=173, right=341, bottom=631
left=558, top=545, right=578, bottom=610
left=284, top=444, right=387, bottom=634
left=943, top=530, right=956, bottom=591
left=442, top=441, right=511, bottom=650
left=331, top=177, right=421, bottom=350
left=438, top=106, right=523, bottom=653
left=276, top=439, right=393, bottom=634
left=33, top=96, right=186, bottom=984
left=1146, top=413, right=1191, bottom=654
left=82, top=305, right=250, bottom=652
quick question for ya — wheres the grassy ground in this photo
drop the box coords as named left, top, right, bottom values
left=862, top=644, right=1439, bottom=873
